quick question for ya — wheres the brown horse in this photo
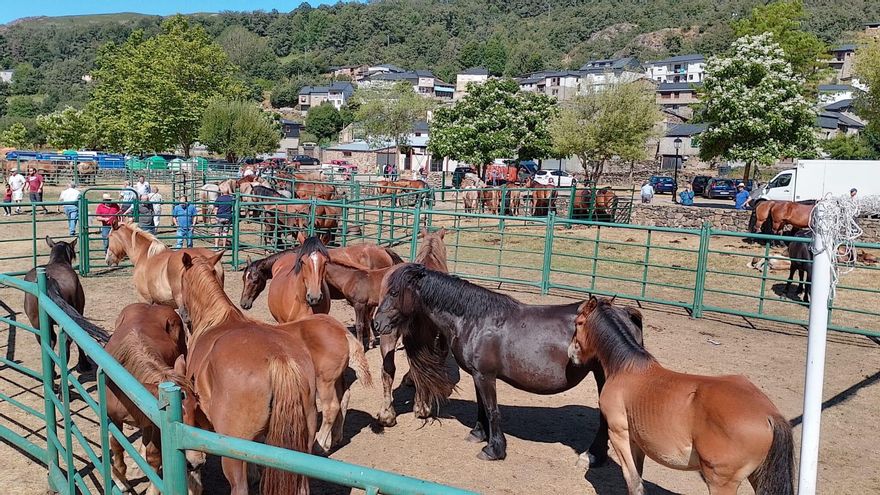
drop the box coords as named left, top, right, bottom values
left=461, top=186, right=479, bottom=213
left=524, top=176, right=557, bottom=217
left=501, top=186, right=522, bottom=216
left=105, top=304, right=205, bottom=494
left=768, top=200, right=812, bottom=233
left=181, top=253, right=371, bottom=494
left=266, top=237, right=331, bottom=323
left=294, top=181, right=336, bottom=200
left=323, top=259, right=397, bottom=351
left=105, top=222, right=225, bottom=308
left=480, top=187, right=501, bottom=215
left=568, top=296, right=793, bottom=495
left=573, top=187, right=618, bottom=221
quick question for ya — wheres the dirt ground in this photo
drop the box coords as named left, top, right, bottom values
left=0, top=190, right=879, bottom=494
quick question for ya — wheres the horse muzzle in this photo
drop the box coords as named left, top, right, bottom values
left=239, top=298, right=253, bottom=310
left=306, top=293, right=323, bottom=306
left=567, top=342, right=583, bottom=365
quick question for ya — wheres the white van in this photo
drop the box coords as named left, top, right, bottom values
left=755, top=160, right=880, bottom=203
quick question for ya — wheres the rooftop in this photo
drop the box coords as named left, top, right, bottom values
left=298, top=82, right=355, bottom=97
left=647, top=54, right=705, bottom=65
left=459, top=66, right=489, bottom=76
left=328, top=135, right=430, bottom=152
left=818, top=84, right=856, bottom=92
left=830, top=44, right=857, bottom=52
left=656, top=82, right=702, bottom=92
left=579, top=56, right=641, bottom=71
left=665, top=123, right=708, bottom=137
left=823, top=99, right=854, bottom=111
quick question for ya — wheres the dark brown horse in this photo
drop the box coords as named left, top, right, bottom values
left=568, top=296, right=793, bottom=495
left=373, top=263, right=642, bottom=464
left=785, top=230, right=813, bottom=302
left=573, top=187, right=618, bottom=221
left=524, top=176, right=557, bottom=217
left=751, top=200, right=812, bottom=235
left=323, top=260, right=396, bottom=351
left=105, top=303, right=205, bottom=494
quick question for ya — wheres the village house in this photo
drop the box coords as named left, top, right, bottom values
left=517, top=70, right=581, bottom=100
left=828, top=45, right=857, bottom=82
left=655, top=82, right=701, bottom=118
left=297, top=82, right=355, bottom=112
left=277, top=119, right=302, bottom=159
left=578, top=57, right=644, bottom=92
left=644, top=54, right=706, bottom=84
left=360, top=69, right=454, bottom=99
left=455, top=67, right=489, bottom=100
left=321, top=134, right=432, bottom=174
left=656, top=123, right=708, bottom=169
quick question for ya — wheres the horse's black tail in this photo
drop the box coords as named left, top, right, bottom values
left=45, top=279, right=110, bottom=344
left=748, top=208, right=758, bottom=234
left=400, top=319, right=456, bottom=417
left=384, top=247, right=405, bottom=265
left=751, top=415, right=794, bottom=495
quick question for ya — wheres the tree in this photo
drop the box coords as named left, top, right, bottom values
left=86, top=16, right=244, bottom=156
left=483, top=36, right=508, bottom=77
left=698, top=34, right=817, bottom=181
left=305, top=103, right=343, bottom=143
left=854, top=34, right=880, bottom=154
left=216, top=25, right=278, bottom=79
left=458, top=40, right=483, bottom=70
left=6, top=96, right=39, bottom=118
left=37, top=107, right=90, bottom=149
left=270, top=79, right=311, bottom=108
left=199, top=100, right=280, bottom=163
left=0, top=122, right=29, bottom=149
left=354, top=81, right=435, bottom=156
left=550, top=81, right=661, bottom=183
left=821, top=134, right=876, bottom=160
left=10, top=62, right=41, bottom=96
left=429, top=79, right=556, bottom=176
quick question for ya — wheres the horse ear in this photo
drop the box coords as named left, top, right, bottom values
left=173, top=354, right=186, bottom=376
left=246, top=255, right=252, bottom=266
left=436, top=227, right=446, bottom=239
left=69, top=238, right=77, bottom=250
left=208, top=250, right=225, bottom=267
left=418, top=227, right=427, bottom=239
left=181, top=252, right=193, bottom=269
left=624, top=307, right=643, bottom=331
left=579, top=296, right=599, bottom=315
left=45, top=235, right=55, bottom=248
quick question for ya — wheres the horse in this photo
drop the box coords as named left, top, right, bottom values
left=376, top=228, right=449, bottom=427
left=373, top=263, right=640, bottom=465
left=523, top=176, right=557, bottom=217
left=500, top=185, right=522, bottom=216
left=266, top=237, right=332, bottom=323
left=199, top=180, right=237, bottom=223
left=567, top=296, right=793, bottom=495
left=768, top=201, right=812, bottom=233
left=294, top=181, right=336, bottom=200
left=376, top=179, right=431, bottom=207
left=479, top=188, right=501, bottom=215
left=461, top=185, right=479, bottom=213
left=180, top=253, right=371, bottom=494
left=323, top=259, right=400, bottom=351
left=573, top=187, right=618, bottom=221
left=23, top=237, right=101, bottom=373
left=105, top=222, right=225, bottom=309
left=240, top=244, right=404, bottom=309
left=785, top=229, right=813, bottom=302
left=105, top=303, right=205, bottom=494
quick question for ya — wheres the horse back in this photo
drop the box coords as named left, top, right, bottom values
left=109, top=303, right=187, bottom=366
left=23, top=263, right=85, bottom=327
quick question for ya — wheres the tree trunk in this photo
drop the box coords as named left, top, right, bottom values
left=742, top=161, right=752, bottom=182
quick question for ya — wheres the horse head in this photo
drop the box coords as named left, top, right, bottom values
left=568, top=296, right=644, bottom=367
left=239, top=255, right=266, bottom=310
left=294, top=237, right=329, bottom=307
left=46, top=235, right=77, bottom=266
left=373, top=263, right=424, bottom=335
left=105, top=222, right=131, bottom=266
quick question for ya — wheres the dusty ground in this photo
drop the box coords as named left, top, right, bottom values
left=0, top=188, right=879, bottom=494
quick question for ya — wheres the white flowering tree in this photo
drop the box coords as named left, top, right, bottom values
left=428, top=79, right=557, bottom=176
left=699, top=33, right=817, bottom=180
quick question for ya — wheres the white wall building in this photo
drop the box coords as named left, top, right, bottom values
left=644, top=54, right=706, bottom=84
left=455, top=67, right=489, bottom=100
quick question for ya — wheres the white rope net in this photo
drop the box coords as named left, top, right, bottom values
left=810, top=194, right=880, bottom=297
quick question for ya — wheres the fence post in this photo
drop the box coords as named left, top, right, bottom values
left=540, top=213, right=555, bottom=294
left=691, top=221, right=710, bottom=318
left=340, top=197, right=349, bottom=247
left=231, top=194, right=241, bottom=270
left=36, top=268, right=59, bottom=491
left=308, top=199, right=317, bottom=237
left=158, top=383, right=188, bottom=495
left=78, top=194, right=90, bottom=276
left=567, top=182, right=576, bottom=220
left=409, top=202, right=421, bottom=261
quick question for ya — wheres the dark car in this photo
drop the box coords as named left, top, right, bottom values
left=741, top=179, right=756, bottom=191
left=703, top=178, right=737, bottom=199
left=649, top=176, right=676, bottom=194
left=691, top=175, right=711, bottom=195
left=452, top=166, right=476, bottom=188
left=291, top=155, right=320, bottom=168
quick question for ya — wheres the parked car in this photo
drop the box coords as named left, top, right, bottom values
left=533, top=169, right=576, bottom=187
left=649, top=176, right=676, bottom=194
left=291, top=155, right=320, bottom=168
left=691, top=175, right=711, bottom=195
left=741, top=179, right=756, bottom=191
left=703, top=178, right=737, bottom=199
left=452, top=166, right=476, bottom=188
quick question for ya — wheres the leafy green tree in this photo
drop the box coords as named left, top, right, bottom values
left=0, top=122, right=29, bottom=148
left=354, top=81, right=434, bottom=153
left=429, top=79, right=556, bottom=176
left=854, top=34, right=880, bottom=154
left=6, top=96, right=39, bottom=118
left=0, top=82, right=8, bottom=117
left=821, top=134, right=876, bottom=159
left=199, top=99, right=280, bottom=163
left=270, top=79, right=309, bottom=108
left=37, top=107, right=90, bottom=149
left=504, top=42, right=545, bottom=77
left=86, top=16, right=244, bottom=156
left=550, top=81, right=661, bottom=182
left=458, top=40, right=484, bottom=69
left=483, top=36, right=508, bottom=77
left=216, top=25, right=278, bottom=79
left=305, top=103, right=343, bottom=143
left=10, top=63, right=42, bottom=96
left=698, top=34, right=817, bottom=181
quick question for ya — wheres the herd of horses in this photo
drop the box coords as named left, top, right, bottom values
left=19, top=209, right=797, bottom=494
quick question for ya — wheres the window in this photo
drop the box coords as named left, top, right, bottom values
left=430, top=157, right=443, bottom=172
left=688, top=74, right=693, bottom=81
left=342, top=151, right=352, bottom=157
left=661, top=93, right=671, bottom=99
left=769, top=174, right=792, bottom=188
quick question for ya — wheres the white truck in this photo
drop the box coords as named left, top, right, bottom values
left=755, top=160, right=880, bottom=203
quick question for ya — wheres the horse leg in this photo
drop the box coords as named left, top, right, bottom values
left=377, top=331, right=399, bottom=427
left=473, top=373, right=506, bottom=460
left=315, top=376, right=342, bottom=453
left=803, top=268, right=811, bottom=303
left=221, top=457, right=251, bottom=495
left=796, top=266, right=805, bottom=295
left=466, top=379, right=488, bottom=444
left=331, top=377, right=350, bottom=447
left=785, top=264, right=796, bottom=296
left=354, top=304, right=369, bottom=351
left=581, top=366, right=610, bottom=467
left=145, top=428, right=163, bottom=495
left=110, top=423, right=132, bottom=491
left=607, top=425, right=646, bottom=495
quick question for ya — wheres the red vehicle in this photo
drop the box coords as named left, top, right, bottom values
left=323, top=160, right=359, bottom=179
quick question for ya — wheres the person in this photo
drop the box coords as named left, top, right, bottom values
left=419, top=166, right=428, bottom=180
left=488, top=168, right=502, bottom=186
left=95, top=193, right=121, bottom=252
left=120, top=182, right=137, bottom=217
left=383, top=163, right=393, bottom=178
left=734, top=182, right=750, bottom=210
left=391, top=164, right=399, bottom=181
left=172, top=195, right=198, bottom=249
left=242, top=166, right=255, bottom=178
left=58, top=182, right=81, bottom=236
left=3, top=182, right=12, bottom=216
left=851, top=188, right=858, bottom=199
left=7, top=169, right=25, bottom=214
left=137, top=194, right=155, bottom=234
left=148, top=185, right=163, bottom=230
left=134, top=175, right=151, bottom=196
left=214, top=190, right=235, bottom=248
left=25, top=167, right=49, bottom=214
left=640, top=181, right=654, bottom=204
left=678, top=184, right=695, bottom=206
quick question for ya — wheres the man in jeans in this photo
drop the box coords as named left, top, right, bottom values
left=25, top=168, right=49, bottom=214
left=214, top=191, right=235, bottom=248
left=172, top=195, right=198, bottom=249
left=58, top=182, right=81, bottom=236
left=95, top=193, right=121, bottom=252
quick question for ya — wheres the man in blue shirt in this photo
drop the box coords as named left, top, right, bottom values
left=678, top=184, right=695, bottom=206
left=172, top=195, right=198, bottom=248
left=214, top=192, right=235, bottom=248
left=734, top=183, right=750, bottom=210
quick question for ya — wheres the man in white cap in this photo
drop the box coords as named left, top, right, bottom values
left=734, top=182, right=750, bottom=210
left=7, top=168, right=25, bottom=214
left=95, top=193, right=121, bottom=252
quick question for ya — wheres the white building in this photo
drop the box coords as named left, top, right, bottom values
left=817, top=84, right=859, bottom=105
left=297, top=82, right=355, bottom=112
left=455, top=67, right=489, bottom=100
left=360, top=70, right=454, bottom=100
left=517, top=71, right=581, bottom=100
left=644, top=54, right=706, bottom=84
left=578, top=57, right=644, bottom=92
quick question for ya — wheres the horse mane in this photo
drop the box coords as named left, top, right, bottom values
left=251, top=185, right=283, bottom=198
left=390, top=264, right=516, bottom=318
left=125, top=223, right=167, bottom=257
left=584, top=299, right=654, bottom=376
left=416, top=234, right=448, bottom=272
left=255, top=248, right=298, bottom=274
left=383, top=247, right=404, bottom=265
left=184, top=256, right=246, bottom=339
left=110, top=331, right=194, bottom=395
left=292, top=236, right=330, bottom=274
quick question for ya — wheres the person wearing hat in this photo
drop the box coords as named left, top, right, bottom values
left=6, top=168, right=25, bottom=214
left=734, top=182, right=750, bottom=210
left=95, top=193, right=121, bottom=252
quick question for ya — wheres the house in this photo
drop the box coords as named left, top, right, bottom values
left=517, top=71, right=581, bottom=100
left=455, top=67, right=489, bottom=99
left=326, top=64, right=368, bottom=81
left=361, top=70, right=454, bottom=99
left=278, top=119, right=302, bottom=159
left=655, top=82, right=702, bottom=118
left=0, top=70, right=13, bottom=84
left=828, top=45, right=857, bottom=81
left=818, top=84, right=859, bottom=105
left=816, top=100, right=866, bottom=139
left=322, top=134, right=432, bottom=173
left=866, top=22, right=880, bottom=38
left=297, top=82, right=355, bottom=112
left=578, top=57, right=644, bottom=92
left=644, top=54, right=706, bottom=84
left=656, top=123, right=708, bottom=169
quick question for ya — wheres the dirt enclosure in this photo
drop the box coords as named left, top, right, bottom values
left=0, top=203, right=879, bottom=494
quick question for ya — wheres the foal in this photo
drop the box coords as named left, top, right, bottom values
left=568, top=296, right=793, bottom=495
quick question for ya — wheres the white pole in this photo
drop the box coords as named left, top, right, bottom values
left=798, top=204, right=832, bottom=495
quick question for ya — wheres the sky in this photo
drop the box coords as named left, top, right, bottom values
left=0, top=1, right=331, bottom=24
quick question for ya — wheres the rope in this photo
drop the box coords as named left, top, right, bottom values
left=810, top=194, right=880, bottom=297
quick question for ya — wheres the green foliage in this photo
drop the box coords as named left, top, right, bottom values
left=504, top=42, right=546, bottom=77
left=305, top=103, right=343, bottom=143
left=698, top=34, right=817, bottom=180
left=483, top=37, right=508, bottom=77
left=270, top=79, right=312, bottom=108
left=217, top=25, right=279, bottom=79
left=86, top=16, right=245, bottom=156
left=550, top=81, right=661, bottom=182
left=354, top=81, right=434, bottom=148
left=821, top=134, right=876, bottom=159
left=10, top=63, right=42, bottom=96
left=429, top=79, right=556, bottom=172
left=854, top=34, right=880, bottom=156
left=0, top=122, right=29, bottom=148
left=458, top=40, right=484, bottom=70
left=36, top=107, right=90, bottom=149
left=199, top=99, right=280, bottom=163
left=7, top=96, right=40, bottom=118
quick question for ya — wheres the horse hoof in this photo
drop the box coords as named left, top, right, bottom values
left=377, top=408, right=397, bottom=427
left=477, top=447, right=504, bottom=461
left=579, top=451, right=607, bottom=468
left=466, top=432, right=486, bottom=443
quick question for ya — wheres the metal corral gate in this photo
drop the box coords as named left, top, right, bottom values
left=0, top=269, right=477, bottom=495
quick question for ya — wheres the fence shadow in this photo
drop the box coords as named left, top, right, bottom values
left=790, top=370, right=880, bottom=427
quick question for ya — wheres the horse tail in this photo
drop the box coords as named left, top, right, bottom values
left=45, top=279, right=110, bottom=344
left=400, top=323, right=456, bottom=416
left=344, top=332, right=373, bottom=387
left=262, top=358, right=312, bottom=495
left=751, top=415, right=794, bottom=495
left=748, top=207, right=759, bottom=233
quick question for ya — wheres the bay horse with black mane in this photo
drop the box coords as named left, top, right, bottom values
left=573, top=187, right=618, bottom=221
left=373, top=263, right=642, bottom=464
left=568, top=296, right=793, bottom=495
left=523, top=176, right=557, bottom=217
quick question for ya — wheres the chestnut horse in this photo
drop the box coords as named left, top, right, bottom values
left=294, top=181, right=336, bottom=200
left=573, top=187, right=618, bottom=221
left=105, top=303, right=205, bottom=494
left=480, top=188, right=501, bottom=214
left=105, top=222, right=225, bottom=308
left=568, top=296, right=793, bottom=495
left=323, top=259, right=398, bottom=351
left=180, top=253, right=372, bottom=494
left=266, top=237, right=332, bottom=323
left=751, top=200, right=812, bottom=235
left=524, top=176, right=557, bottom=217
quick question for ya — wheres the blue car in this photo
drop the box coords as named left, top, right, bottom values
left=649, top=176, right=676, bottom=194
left=703, top=178, right=737, bottom=199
